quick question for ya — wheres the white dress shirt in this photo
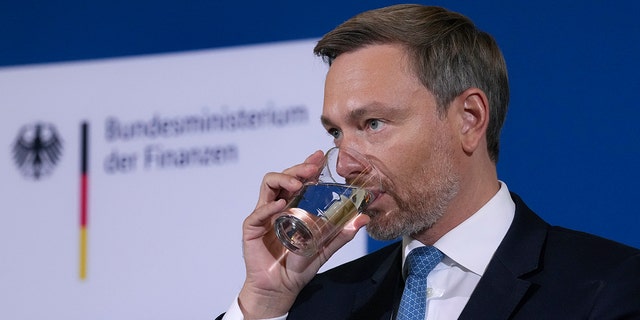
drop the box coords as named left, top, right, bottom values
left=224, top=181, right=515, bottom=320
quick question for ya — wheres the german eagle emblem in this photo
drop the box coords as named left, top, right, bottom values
left=12, top=122, right=64, bottom=179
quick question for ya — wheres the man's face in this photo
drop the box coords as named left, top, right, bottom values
left=321, top=44, right=460, bottom=240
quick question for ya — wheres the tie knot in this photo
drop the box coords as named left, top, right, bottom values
left=405, top=246, right=443, bottom=278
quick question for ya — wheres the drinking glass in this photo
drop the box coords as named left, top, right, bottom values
left=274, top=147, right=378, bottom=257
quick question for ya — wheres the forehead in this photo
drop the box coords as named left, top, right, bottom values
left=321, top=44, right=429, bottom=121
left=325, top=44, right=416, bottom=90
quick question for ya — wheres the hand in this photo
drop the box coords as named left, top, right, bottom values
left=236, top=150, right=370, bottom=319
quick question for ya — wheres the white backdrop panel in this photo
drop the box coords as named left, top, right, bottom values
left=0, top=39, right=369, bottom=319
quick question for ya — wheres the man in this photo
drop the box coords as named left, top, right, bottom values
left=219, top=4, right=640, bottom=319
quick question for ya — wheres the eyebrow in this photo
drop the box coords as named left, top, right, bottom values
left=321, top=103, right=400, bottom=128
left=320, top=108, right=368, bottom=129
left=320, top=115, right=334, bottom=128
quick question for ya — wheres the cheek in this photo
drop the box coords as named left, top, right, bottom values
left=377, top=146, right=430, bottom=196
left=374, top=116, right=452, bottom=187
left=381, top=129, right=453, bottom=190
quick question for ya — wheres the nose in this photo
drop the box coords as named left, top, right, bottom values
left=335, top=148, right=373, bottom=185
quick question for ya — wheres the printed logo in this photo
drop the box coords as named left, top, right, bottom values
left=12, top=122, right=64, bottom=180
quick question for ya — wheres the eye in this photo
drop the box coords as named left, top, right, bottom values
left=367, top=119, right=384, bottom=131
left=327, top=128, right=342, bottom=139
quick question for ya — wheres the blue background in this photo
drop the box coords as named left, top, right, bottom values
left=2, top=0, right=638, bottom=251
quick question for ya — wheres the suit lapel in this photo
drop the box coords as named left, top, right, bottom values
left=459, top=193, right=549, bottom=320
left=350, top=243, right=403, bottom=319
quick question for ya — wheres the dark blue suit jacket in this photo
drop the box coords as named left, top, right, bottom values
left=283, top=193, right=640, bottom=319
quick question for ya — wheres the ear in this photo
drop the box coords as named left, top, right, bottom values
left=453, top=88, right=490, bottom=156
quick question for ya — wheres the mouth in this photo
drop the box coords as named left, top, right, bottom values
left=362, top=188, right=386, bottom=212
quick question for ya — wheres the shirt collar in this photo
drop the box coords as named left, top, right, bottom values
left=403, top=181, right=515, bottom=276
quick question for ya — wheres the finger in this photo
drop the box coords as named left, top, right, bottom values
left=243, top=198, right=287, bottom=240
left=257, top=172, right=302, bottom=205
left=256, top=151, right=325, bottom=206
left=281, top=150, right=324, bottom=181
left=304, top=150, right=325, bottom=165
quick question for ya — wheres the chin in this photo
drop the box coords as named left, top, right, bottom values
left=364, top=209, right=405, bottom=241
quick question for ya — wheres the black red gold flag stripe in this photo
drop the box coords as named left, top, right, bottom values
left=79, top=122, right=89, bottom=280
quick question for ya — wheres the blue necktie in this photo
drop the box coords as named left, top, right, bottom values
left=397, top=246, right=444, bottom=320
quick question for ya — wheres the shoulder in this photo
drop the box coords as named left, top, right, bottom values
left=515, top=192, right=640, bottom=294
left=537, top=226, right=640, bottom=316
left=543, top=225, right=640, bottom=275
left=486, top=192, right=640, bottom=317
left=510, top=192, right=639, bottom=274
